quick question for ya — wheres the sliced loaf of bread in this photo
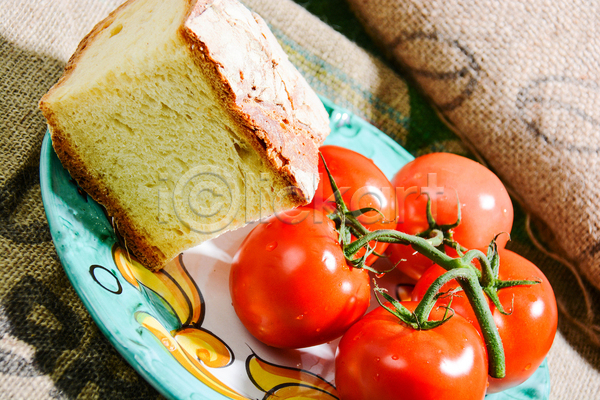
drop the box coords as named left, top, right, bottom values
left=40, top=0, right=330, bottom=271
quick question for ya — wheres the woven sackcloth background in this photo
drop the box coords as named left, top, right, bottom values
left=0, top=0, right=599, bottom=398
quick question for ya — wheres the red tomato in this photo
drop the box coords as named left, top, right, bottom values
left=310, top=145, right=397, bottom=265
left=392, top=153, right=514, bottom=255
left=229, top=207, right=370, bottom=349
left=335, top=301, right=488, bottom=400
left=385, top=242, right=434, bottom=282
left=412, top=250, right=557, bottom=393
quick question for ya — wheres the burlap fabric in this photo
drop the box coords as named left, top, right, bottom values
left=347, top=0, right=600, bottom=291
left=1, top=0, right=599, bottom=398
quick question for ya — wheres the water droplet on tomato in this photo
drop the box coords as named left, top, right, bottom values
left=524, top=363, right=532, bottom=371
left=391, top=355, right=399, bottom=360
left=266, top=242, right=278, bottom=251
left=296, top=314, right=304, bottom=320
left=375, top=357, right=380, bottom=362
left=373, top=373, right=380, bottom=381
left=266, top=222, right=273, bottom=228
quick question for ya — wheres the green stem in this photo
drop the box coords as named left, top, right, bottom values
left=345, top=229, right=455, bottom=269
left=495, top=279, right=541, bottom=290
left=415, top=269, right=505, bottom=378
left=320, top=152, right=349, bottom=214
left=454, top=269, right=506, bottom=379
left=461, top=249, right=492, bottom=284
left=438, top=192, right=462, bottom=231
left=386, top=267, right=506, bottom=379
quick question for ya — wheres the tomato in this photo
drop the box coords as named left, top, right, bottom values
left=310, top=145, right=397, bottom=265
left=413, top=263, right=483, bottom=330
left=391, top=153, right=514, bottom=263
left=385, top=242, right=434, bottom=282
left=335, top=301, right=488, bottom=400
left=229, top=207, right=370, bottom=349
left=412, top=249, right=557, bottom=392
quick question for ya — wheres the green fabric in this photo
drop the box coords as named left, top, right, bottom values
left=292, top=0, right=461, bottom=156
left=292, top=0, right=380, bottom=53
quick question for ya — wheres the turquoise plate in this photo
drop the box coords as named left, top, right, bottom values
left=40, top=97, right=550, bottom=400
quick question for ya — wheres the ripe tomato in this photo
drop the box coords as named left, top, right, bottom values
left=335, top=301, right=488, bottom=400
left=390, top=153, right=513, bottom=277
left=310, top=145, right=397, bottom=265
left=229, top=207, right=370, bottom=349
left=385, top=242, right=434, bottom=282
left=412, top=249, right=557, bottom=392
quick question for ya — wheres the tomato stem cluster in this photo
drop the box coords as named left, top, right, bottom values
left=420, top=193, right=468, bottom=254
left=350, top=228, right=506, bottom=378
left=319, top=153, right=541, bottom=380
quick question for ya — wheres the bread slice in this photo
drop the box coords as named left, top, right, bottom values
left=39, top=0, right=330, bottom=271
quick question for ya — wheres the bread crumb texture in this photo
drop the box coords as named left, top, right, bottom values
left=39, top=0, right=329, bottom=270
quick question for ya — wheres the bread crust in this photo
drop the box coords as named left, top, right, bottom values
left=182, top=0, right=329, bottom=201
left=39, top=0, right=329, bottom=271
left=39, top=0, right=169, bottom=270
